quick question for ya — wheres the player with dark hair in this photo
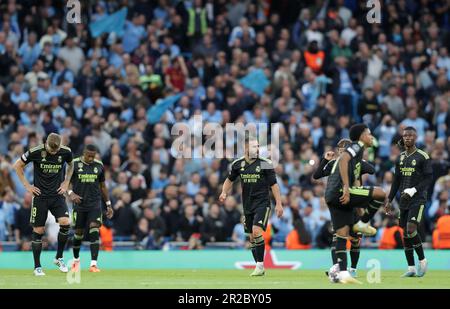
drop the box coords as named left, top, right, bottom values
left=324, top=124, right=386, bottom=283
left=69, top=144, right=114, bottom=272
left=219, top=136, right=283, bottom=276
left=314, top=138, right=375, bottom=278
left=13, top=133, right=74, bottom=276
left=385, top=126, right=432, bottom=277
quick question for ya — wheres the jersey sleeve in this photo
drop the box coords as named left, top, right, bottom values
left=263, top=161, right=277, bottom=186
left=65, top=150, right=73, bottom=163
left=99, top=165, right=106, bottom=182
left=227, top=161, right=240, bottom=182
left=21, top=149, right=40, bottom=165
left=345, top=142, right=363, bottom=158
left=361, top=160, right=375, bottom=175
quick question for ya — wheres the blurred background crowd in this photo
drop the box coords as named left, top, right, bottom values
left=0, top=0, right=449, bottom=251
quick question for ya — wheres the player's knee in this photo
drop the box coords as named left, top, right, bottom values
left=89, top=222, right=101, bottom=229
left=406, top=223, right=417, bottom=237
left=373, top=187, right=386, bottom=200
left=252, top=227, right=263, bottom=239
left=74, top=229, right=84, bottom=240
left=33, top=227, right=45, bottom=234
left=59, top=217, right=70, bottom=226
left=335, top=226, right=349, bottom=238
left=89, top=226, right=100, bottom=242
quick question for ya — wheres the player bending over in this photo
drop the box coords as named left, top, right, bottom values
left=69, top=144, right=114, bottom=272
left=13, top=133, right=74, bottom=276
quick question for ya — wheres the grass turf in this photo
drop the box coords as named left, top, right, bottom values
left=0, top=269, right=448, bottom=289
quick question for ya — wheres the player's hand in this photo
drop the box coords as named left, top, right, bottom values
left=402, top=187, right=417, bottom=198
left=275, top=203, right=283, bottom=218
left=57, top=181, right=69, bottom=195
left=340, top=186, right=350, bottom=205
left=106, top=206, right=114, bottom=219
left=69, top=192, right=82, bottom=204
left=324, top=151, right=335, bottom=161
left=384, top=200, right=393, bottom=215
left=26, top=184, right=41, bottom=196
left=219, top=192, right=227, bottom=203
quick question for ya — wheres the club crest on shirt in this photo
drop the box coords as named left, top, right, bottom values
left=58, top=156, right=62, bottom=163
left=256, top=166, right=261, bottom=173
left=412, top=159, right=416, bottom=166
left=78, top=162, right=83, bottom=172
left=41, top=151, right=47, bottom=161
left=240, top=161, right=245, bottom=171
left=94, top=167, right=98, bottom=174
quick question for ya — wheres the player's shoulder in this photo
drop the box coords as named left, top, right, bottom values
left=73, top=157, right=81, bottom=162
left=94, top=159, right=104, bottom=166
left=230, top=156, right=245, bottom=168
left=416, top=148, right=430, bottom=160
left=259, top=157, right=273, bottom=164
left=29, top=144, right=45, bottom=153
left=346, top=141, right=363, bottom=156
left=60, top=145, right=72, bottom=153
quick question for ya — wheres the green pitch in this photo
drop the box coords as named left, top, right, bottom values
left=0, top=269, right=449, bottom=289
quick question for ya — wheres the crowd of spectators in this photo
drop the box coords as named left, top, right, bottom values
left=0, top=0, right=449, bottom=251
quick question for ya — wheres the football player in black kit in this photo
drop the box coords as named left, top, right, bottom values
left=314, top=138, right=375, bottom=278
left=385, top=127, right=432, bottom=277
left=13, top=133, right=74, bottom=276
left=68, top=144, right=114, bottom=272
left=219, top=136, right=283, bottom=276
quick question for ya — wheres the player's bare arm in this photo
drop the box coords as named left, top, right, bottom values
left=219, top=178, right=233, bottom=203
left=270, top=183, right=283, bottom=218
left=13, top=159, right=41, bottom=196
left=100, top=181, right=114, bottom=219
left=338, top=152, right=351, bottom=205
left=58, top=160, right=74, bottom=195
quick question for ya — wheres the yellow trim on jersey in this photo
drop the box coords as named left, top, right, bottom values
left=417, top=149, right=429, bottom=160
left=231, top=156, right=245, bottom=166
left=348, top=187, right=370, bottom=196
left=60, top=145, right=71, bottom=151
left=259, top=157, right=273, bottom=165
left=30, top=144, right=45, bottom=153
left=73, top=157, right=81, bottom=162
left=94, top=159, right=104, bottom=166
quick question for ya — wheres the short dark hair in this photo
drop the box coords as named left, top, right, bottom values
left=84, top=144, right=98, bottom=152
left=349, top=124, right=369, bottom=142
left=404, top=126, right=417, bottom=132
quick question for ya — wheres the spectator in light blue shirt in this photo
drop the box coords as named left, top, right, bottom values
left=202, top=102, right=222, bottom=123
left=83, top=90, right=112, bottom=109
left=435, top=98, right=449, bottom=139
left=36, top=72, right=59, bottom=105
left=18, top=32, right=41, bottom=71
left=375, top=115, right=397, bottom=159
left=310, top=116, right=324, bottom=150
left=122, top=14, right=147, bottom=54
left=400, top=109, right=429, bottom=146
left=271, top=206, right=293, bottom=242
left=51, top=58, right=74, bottom=87
left=10, top=82, right=29, bottom=105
